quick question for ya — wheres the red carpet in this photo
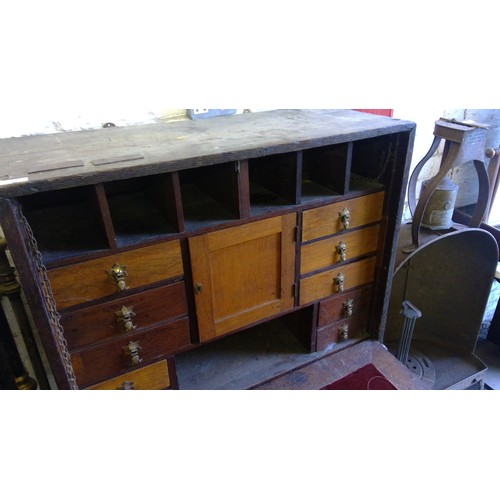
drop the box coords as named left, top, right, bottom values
left=321, top=363, right=397, bottom=390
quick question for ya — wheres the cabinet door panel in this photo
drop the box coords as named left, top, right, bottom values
left=189, top=214, right=296, bottom=342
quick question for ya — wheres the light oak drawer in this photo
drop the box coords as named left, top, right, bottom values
left=48, top=240, right=183, bottom=309
left=300, top=224, right=380, bottom=275
left=86, top=360, right=171, bottom=390
left=71, top=317, right=190, bottom=388
left=316, top=311, right=370, bottom=351
left=318, top=285, right=373, bottom=327
left=299, top=256, right=376, bottom=305
left=301, top=191, right=384, bottom=242
left=61, top=281, right=188, bottom=350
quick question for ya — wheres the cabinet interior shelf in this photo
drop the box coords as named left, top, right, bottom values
left=19, top=133, right=399, bottom=266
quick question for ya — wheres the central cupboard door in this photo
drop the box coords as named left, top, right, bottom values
left=189, top=214, right=296, bottom=342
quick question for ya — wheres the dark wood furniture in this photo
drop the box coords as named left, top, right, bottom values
left=0, top=110, right=416, bottom=390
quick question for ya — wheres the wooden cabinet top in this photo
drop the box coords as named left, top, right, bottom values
left=0, top=109, right=415, bottom=197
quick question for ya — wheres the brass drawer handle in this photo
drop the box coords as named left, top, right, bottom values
left=339, top=207, right=350, bottom=230
left=122, top=341, right=143, bottom=366
left=116, top=305, right=137, bottom=333
left=107, top=263, right=128, bottom=292
left=343, top=298, right=353, bottom=317
left=336, top=241, right=347, bottom=262
left=338, top=324, right=349, bottom=341
left=117, top=381, right=135, bottom=390
left=333, top=272, right=344, bottom=293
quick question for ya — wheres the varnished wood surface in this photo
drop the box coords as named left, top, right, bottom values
left=0, top=110, right=415, bottom=197
left=47, top=240, right=183, bottom=309
left=318, top=285, right=373, bottom=327
left=300, top=224, right=380, bottom=275
left=189, top=214, right=296, bottom=342
left=72, top=317, right=190, bottom=388
left=316, top=311, right=370, bottom=351
left=86, top=360, right=170, bottom=390
left=301, top=191, right=384, bottom=242
left=299, top=256, right=376, bottom=305
left=61, top=281, right=188, bottom=350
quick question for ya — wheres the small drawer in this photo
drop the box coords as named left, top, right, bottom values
left=316, top=311, right=370, bottom=351
left=318, top=285, right=373, bottom=327
left=301, top=191, right=384, bottom=242
left=300, top=224, right=380, bottom=275
left=71, top=317, right=190, bottom=388
left=299, top=256, right=376, bottom=305
left=86, top=360, right=171, bottom=390
left=61, top=281, right=188, bottom=350
left=48, top=240, right=183, bottom=309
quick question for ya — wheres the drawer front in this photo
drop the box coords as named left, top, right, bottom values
left=86, top=360, right=171, bottom=390
left=301, top=191, right=384, bottom=242
left=299, top=256, right=376, bottom=305
left=318, top=285, right=373, bottom=327
left=61, top=281, right=188, bottom=350
left=316, top=311, right=370, bottom=351
left=47, top=240, right=183, bottom=309
left=300, top=224, right=380, bottom=275
left=71, top=317, right=190, bottom=388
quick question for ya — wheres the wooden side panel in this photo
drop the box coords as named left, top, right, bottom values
left=61, top=281, right=188, bottom=350
left=86, top=360, right=170, bottom=390
left=48, top=240, right=183, bottom=309
left=300, top=224, right=380, bottom=275
left=299, top=257, right=376, bottom=305
left=302, top=191, right=384, bottom=242
left=71, top=317, right=190, bottom=388
left=189, top=214, right=296, bottom=342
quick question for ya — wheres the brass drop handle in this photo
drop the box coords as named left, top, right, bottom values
left=122, top=341, right=143, bottom=366
left=107, top=263, right=128, bottom=292
left=338, top=324, right=349, bottom=341
left=339, top=207, right=350, bottom=230
left=333, top=272, right=345, bottom=293
left=343, top=298, right=354, bottom=317
left=115, top=305, right=137, bottom=332
left=336, top=241, right=347, bottom=262
left=117, top=381, right=135, bottom=390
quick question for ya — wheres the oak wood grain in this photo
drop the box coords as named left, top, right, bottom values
left=71, top=317, right=190, bottom=388
left=61, top=281, right=188, bottom=350
left=86, top=360, right=170, bottom=390
left=299, top=256, right=376, bottom=305
left=318, top=285, right=373, bottom=327
left=300, top=224, right=380, bottom=275
left=301, top=191, right=384, bottom=242
left=189, top=214, right=296, bottom=342
left=47, top=240, right=183, bottom=309
left=316, top=311, right=370, bottom=351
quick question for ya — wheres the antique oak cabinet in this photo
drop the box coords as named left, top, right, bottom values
left=0, top=110, right=415, bottom=389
